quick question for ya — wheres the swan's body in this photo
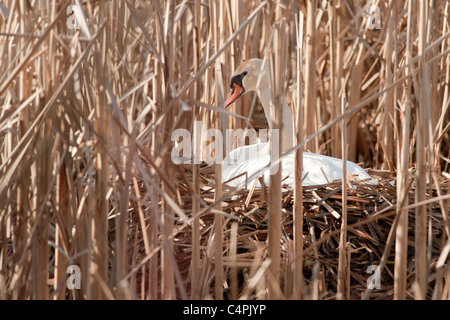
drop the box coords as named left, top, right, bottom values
left=222, top=59, right=376, bottom=188
left=222, top=142, right=375, bottom=188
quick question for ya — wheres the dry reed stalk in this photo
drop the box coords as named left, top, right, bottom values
left=190, top=0, right=202, bottom=300
left=436, top=1, right=450, bottom=162
left=293, top=10, right=304, bottom=299
left=304, top=0, right=317, bottom=152
left=267, top=20, right=286, bottom=300
left=230, top=222, right=238, bottom=299
left=230, top=0, right=244, bottom=132
left=54, top=125, right=71, bottom=300
left=394, top=0, right=413, bottom=300
left=380, top=0, right=395, bottom=171
left=90, top=7, right=110, bottom=299
left=337, top=93, right=348, bottom=300
left=415, top=0, right=430, bottom=300
left=329, top=0, right=340, bottom=159
left=309, top=226, right=320, bottom=300
left=160, top=0, right=177, bottom=300
left=212, top=0, right=224, bottom=300
left=345, top=2, right=363, bottom=164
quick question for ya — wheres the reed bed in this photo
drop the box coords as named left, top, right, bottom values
left=0, top=0, right=449, bottom=300
left=172, top=166, right=448, bottom=299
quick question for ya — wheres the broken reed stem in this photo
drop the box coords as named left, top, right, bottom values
left=337, top=92, right=348, bottom=300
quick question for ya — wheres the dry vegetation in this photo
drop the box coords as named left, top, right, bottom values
left=0, top=0, right=449, bottom=300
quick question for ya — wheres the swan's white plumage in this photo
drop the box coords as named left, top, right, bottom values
left=222, top=142, right=376, bottom=188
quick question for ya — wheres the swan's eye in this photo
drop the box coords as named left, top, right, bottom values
left=230, top=72, right=246, bottom=90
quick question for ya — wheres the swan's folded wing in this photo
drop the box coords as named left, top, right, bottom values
left=222, top=149, right=377, bottom=189
left=222, top=153, right=270, bottom=189
left=301, top=153, right=377, bottom=186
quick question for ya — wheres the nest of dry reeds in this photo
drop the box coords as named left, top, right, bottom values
left=133, top=164, right=447, bottom=300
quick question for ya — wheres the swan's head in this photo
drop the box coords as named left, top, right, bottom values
left=224, top=58, right=269, bottom=108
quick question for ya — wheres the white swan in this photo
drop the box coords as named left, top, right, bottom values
left=221, top=59, right=376, bottom=189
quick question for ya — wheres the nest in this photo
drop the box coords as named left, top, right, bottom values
left=163, top=164, right=449, bottom=300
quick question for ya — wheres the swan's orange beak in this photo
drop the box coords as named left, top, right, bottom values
left=224, top=83, right=244, bottom=108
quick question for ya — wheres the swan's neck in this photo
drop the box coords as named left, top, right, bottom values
left=257, top=87, right=294, bottom=153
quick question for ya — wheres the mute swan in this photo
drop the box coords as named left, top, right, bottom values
left=222, top=58, right=376, bottom=188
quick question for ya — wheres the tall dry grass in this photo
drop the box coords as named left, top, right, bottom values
left=0, top=0, right=449, bottom=300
